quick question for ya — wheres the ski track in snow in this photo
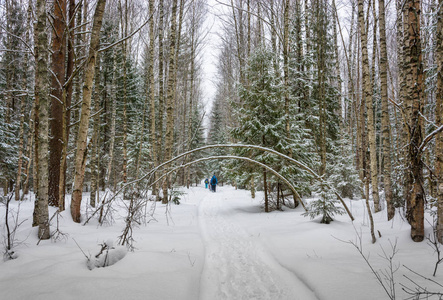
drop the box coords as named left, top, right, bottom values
left=198, top=190, right=319, bottom=300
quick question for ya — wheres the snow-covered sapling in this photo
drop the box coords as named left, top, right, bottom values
left=303, top=182, right=344, bottom=224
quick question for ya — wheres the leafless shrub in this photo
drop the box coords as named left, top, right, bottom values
left=426, top=218, right=443, bottom=277
left=401, top=265, right=443, bottom=300
left=2, top=193, right=26, bottom=260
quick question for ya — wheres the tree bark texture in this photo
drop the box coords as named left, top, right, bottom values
left=71, top=0, right=107, bottom=223
left=157, top=0, right=165, bottom=197
left=231, top=0, right=244, bottom=84
left=90, top=59, right=101, bottom=208
left=58, top=0, right=76, bottom=211
left=121, top=0, right=128, bottom=188
left=49, top=0, right=67, bottom=207
left=163, top=0, right=179, bottom=204
left=283, top=0, right=291, bottom=157
left=397, top=0, right=414, bottom=219
left=435, top=0, right=443, bottom=243
left=22, top=102, right=35, bottom=198
left=15, top=0, right=33, bottom=201
left=403, top=0, right=425, bottom=242
left=34, top=0, right=50, bottom=239
left=358, top=0, right=381, bottom=211
left=148, top=0, right=158, bottom=197
left=316, top=0, right=327, bottom=176
left=264, top=168, right=269, bottom=212
left=186, top=3, right=196, bottom=189
left=32, top=85, right=40, bottom=227
left=378, top=0, right=395, bottom=220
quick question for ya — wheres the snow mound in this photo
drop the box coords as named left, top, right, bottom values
left=87, top=240, right=127, bottom=270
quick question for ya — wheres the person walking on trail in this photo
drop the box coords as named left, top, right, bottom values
left=204, top=178, right=209, bottom=189
left=211, top=174, right=218, bottom=192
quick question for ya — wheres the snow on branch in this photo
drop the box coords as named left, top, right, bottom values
left=418, top=125, right=443, bottom=154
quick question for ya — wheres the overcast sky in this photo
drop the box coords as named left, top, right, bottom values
left=200, top=0, right=223, bottom=132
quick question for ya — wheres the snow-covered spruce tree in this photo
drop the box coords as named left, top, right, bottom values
left=289, top=0, right=351, bottom=220
left=231, top=46, right=286, bottom=212
left=0, top=104, right=19, bottom=192
left=326, top=135, right=361, bottom=199
left=207, top=95, right=228, bottom=180
left=293, top=0, right=341, bottom=174
left=187, top=103, right=206, bottom=185
left=94, top=16, right=120, bottom=192
left=303, top=181, right=345, bottom=224
left=102, top=38, right=142, bottom=191
left=124, top=58, right=146, bottom=182
left=0, top=1, right=26, bottom=194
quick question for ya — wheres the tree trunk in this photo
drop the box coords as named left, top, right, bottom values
left=283, top=0, right=291, bottom=157
left=231, top=0, right=244, bottom=83
left=71, top=0, right=107, bottom=223
left=358, top=0, right=376, bottom=243
left=32, top=86, right=40, bottom=227
left=270, top=0, right=279, bottom=74
left=120, top=0, right=128, bottom=191
left=15, top=0, right=33, bottom=201
left=148, top=0, right=158, bottom=198
left=378, top=0, right=395, bottom=220
left=332, top=0, right=342, bottom=122
left=403, top=0, right=424, bottom=242
left=105, top=52, right=117, bottom=190
left=3, top=0, right=12, bottom=196
left=264, top=169, right=269, bottom=212
left=397, top=0, right=413, bottom=218
left=163, top=0, right=179, bottom=204
left=250, top=176, right=255, bottom=199
left=14, top=59, right=28, bottom=201
left=58, top=0, right=76, bottom=211
left=174, top=0, right=185, bottom=187
left=247, top=0, right=250, bottom=56
left=365, top=178, right=377, bottom=243
left=186, top=3, right=196, bottom=190
left=158, top=0, right=165, bottom=201
left=22, top=102, right=35, bottom=198
left=49, top=0, right=67, bottom=207
left=34, top=0, right=50, bottom=239
left=359, top=0, right=380, bottom=211
left=436, top=0, right=443, bottom=243
left=90, top=58, right=101, bottom=208
left=317, top=0, right=327, bottom=176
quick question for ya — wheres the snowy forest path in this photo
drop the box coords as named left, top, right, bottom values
left=197, top=187, right=318, bottom=300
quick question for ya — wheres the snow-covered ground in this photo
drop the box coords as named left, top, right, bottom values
left=1, top=185, right=442, bottom=299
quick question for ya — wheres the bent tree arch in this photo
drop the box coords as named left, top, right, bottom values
left=148, top=155, right=307, bottom=210
left=136, top=144, right=354, bottom=221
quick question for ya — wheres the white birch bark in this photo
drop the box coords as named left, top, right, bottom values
left=71, top=0, right=107, bottom=222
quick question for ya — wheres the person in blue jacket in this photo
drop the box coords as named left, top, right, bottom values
left=204, top=178, right=209, bottom=189
left=211, top=174, right=218, bottom=192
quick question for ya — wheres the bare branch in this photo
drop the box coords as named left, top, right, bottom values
left=98, top=10, right=155, bottom=53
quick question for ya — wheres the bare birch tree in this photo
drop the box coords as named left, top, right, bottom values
left=403, top=0, right=425, bottom=242
left=163, top=0, right=179, bottom=204
left=358, top=0, right=377, bottom=242
left=359, top=0, right=381, bottom=212
left=378, top=0, right=395, bottom=220
left=71, top=0, right=107, bottom=223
